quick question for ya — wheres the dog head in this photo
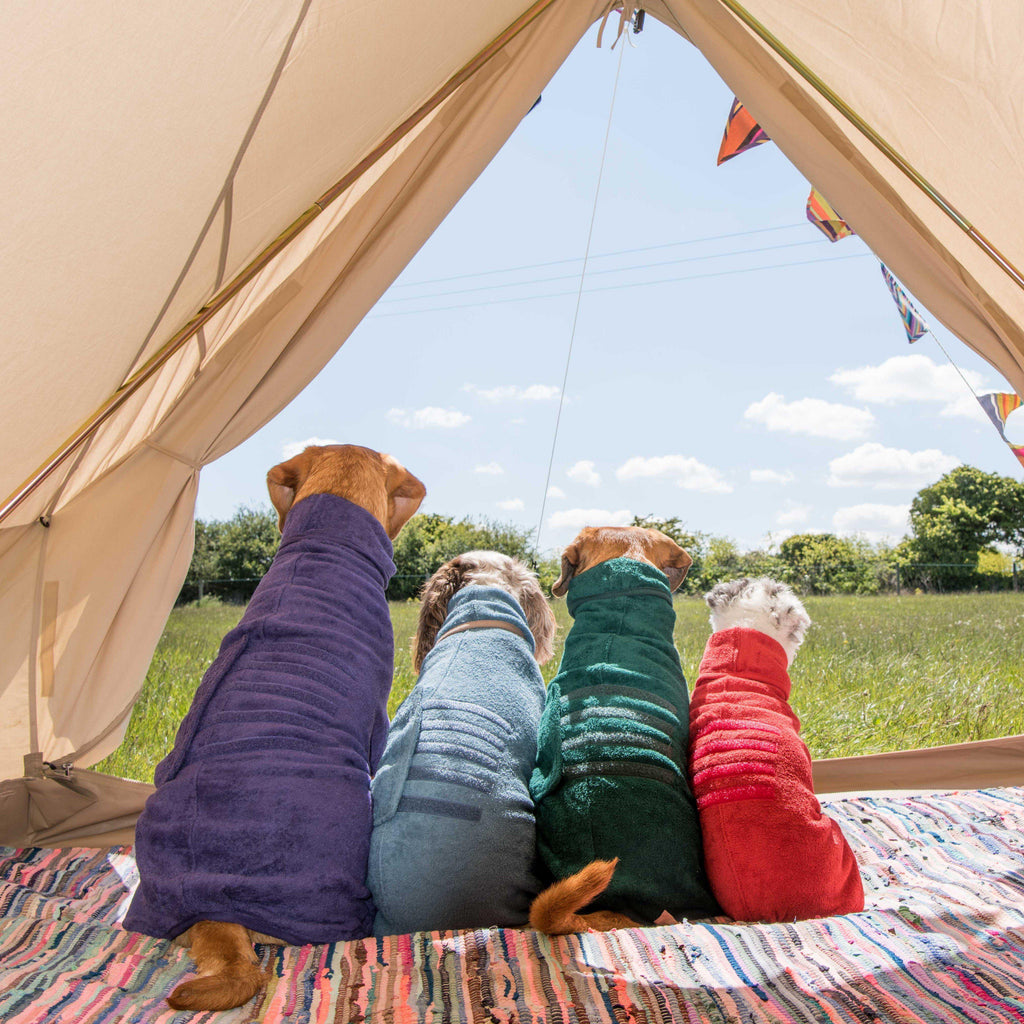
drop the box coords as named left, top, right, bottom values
left=266, top=444, right=426, bottom=538
left=413, top=551, right=557, bottom=672
left=551, top=525, right=692, bottom=597
left=704, top=577, right=811, bottom=666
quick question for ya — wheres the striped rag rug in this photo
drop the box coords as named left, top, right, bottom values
left=3, top=787, right=1024, bottom=1023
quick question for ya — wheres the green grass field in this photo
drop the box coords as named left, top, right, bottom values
left=96, top=592, right=1024, bottom=783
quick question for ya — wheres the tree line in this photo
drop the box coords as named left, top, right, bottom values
left=180, top=465, right=1024, bottom=603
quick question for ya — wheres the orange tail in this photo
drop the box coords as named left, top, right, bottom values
left=530, top=859, right=633, bottom=935
left=167, top=921, right=267, bottom=1012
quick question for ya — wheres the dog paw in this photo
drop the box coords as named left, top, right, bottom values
left=704, top=577, right=811, bottom=664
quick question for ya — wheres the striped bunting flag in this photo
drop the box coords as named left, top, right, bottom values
left=880, top=263, right=930, bottom=342
left=717, top=97, right=770, bottom=165
left=977, top=391, right=1023, bottom=443
left=1008, top=444, right=1024, bottom=470
left=806, top=187, right=854, bottom=242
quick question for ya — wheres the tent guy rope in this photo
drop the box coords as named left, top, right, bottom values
left=535, top=21, right=628, bottom=554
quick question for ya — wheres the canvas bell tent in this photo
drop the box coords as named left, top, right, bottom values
left=3, top=0, right=1024, bottom=847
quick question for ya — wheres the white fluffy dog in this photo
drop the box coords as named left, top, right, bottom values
left=703, top=576, right=811, bottom=666
left=690, top=575, right=864, bottom=923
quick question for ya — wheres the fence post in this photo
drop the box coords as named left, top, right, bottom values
left=198, top=579, right=204, bottom=602
left=1015, top=561, right=1019, bottom=593
left=895, top=565, right=901, bottom=597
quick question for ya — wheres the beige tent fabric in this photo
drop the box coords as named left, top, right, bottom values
left=813, top=735, right=1024, bottom=795
left=3, top=0, right=1024, bottom=840
left=9, top=736, right=1024, bottom=850
left=0, top=0, right=605, bottom=802
left=657, top=0, right=1024, bottom=395
left=0, top=760, right=153, bottom=848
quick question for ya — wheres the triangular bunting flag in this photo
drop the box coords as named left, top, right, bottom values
left=1007, top=444, right=1024, bottom=471
left=806, top=187, right=854, bottom=242
left=880, top=263, right=930, bottom=342
left=976, top=392, right=1023, bottom=443
left=717, top=98, right=770, bottom=165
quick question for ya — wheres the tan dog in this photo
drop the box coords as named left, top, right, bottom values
left=125, top=444, right=424, bottom=1012
left=550, top=525, right=692, bottom=597
left=529, top=525, right=716, bottom=934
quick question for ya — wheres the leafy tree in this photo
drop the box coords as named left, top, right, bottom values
left=215, top=505, right=280, bottom=581
left=778, top=533, right=885, bottom=595
left=898, top=466, right=1024, bottom=590
left=389, top=513, right=539, bottom=600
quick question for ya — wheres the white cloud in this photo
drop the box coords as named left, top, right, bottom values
left=547, top=508, right=633, bottom=531
left=463, top=383, right=561, bottom=402
left=475, top=462, right=504, bottom=476
left=744, top=392, right=874, bottom=441
left=387, top=406, right=470, bottom=429
left=776, top=504, right=810, bottom=527
left=832, top=503, right=910, bottom=540
left=496, top=498, right=525, bottom=511
left=567, top=460, right=601, bottom=487
left=615, top=454, right=732, bottom=494
left=750, top=468, right=795, bottom=485
left=547, top=485, right=566, bottom=499
left=830, top=354, right=986, bottom=419
left=281, top=436, right=338, bottom=459
left=827, top=443, right=960, bottom=489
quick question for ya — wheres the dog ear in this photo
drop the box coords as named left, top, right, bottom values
left=383, top=456, right=426, bottom=539
left=551, top=540, right=580, bottom=598
left=412, top=557, right=466, bottom=672
left=266, top=451, right=312, bottom=531
left=519, top=582, right=558, bottom=665
left=659, top=542, right=692, bottom=593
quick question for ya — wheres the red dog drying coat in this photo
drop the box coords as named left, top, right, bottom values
left=689, top=626, right=864, bottom=923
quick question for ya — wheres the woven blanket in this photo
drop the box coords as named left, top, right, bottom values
left=3, top=788, right=1024, bottom=1023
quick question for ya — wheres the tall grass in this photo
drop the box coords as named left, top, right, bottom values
left=98, top=592, right=1024, bottom=783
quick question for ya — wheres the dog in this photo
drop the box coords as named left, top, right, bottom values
left=529, top=526, right=719, bottom=934
left=368, top=551, right=556, bottom=934
left=688, top=578, right=864, bottom=922
left=123, top=444, right=425, bottom=1011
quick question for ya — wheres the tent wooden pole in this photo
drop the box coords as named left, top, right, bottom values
left=0, top=0, right=560, bottom=527
left=716, top=0, right=1024, bottom=293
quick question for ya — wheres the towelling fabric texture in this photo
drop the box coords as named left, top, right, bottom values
left=368, top=585, right=544, bottom=935
left=531, top=558, right=719, bottom=924
left=690, top=626, right=864, bottom=922
left=124, top=494, right=396, bottom=946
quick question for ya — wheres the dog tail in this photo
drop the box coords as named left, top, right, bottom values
left=529, top=858, right=619, bottom=935
left=166, top=921, right=268, bottom=1012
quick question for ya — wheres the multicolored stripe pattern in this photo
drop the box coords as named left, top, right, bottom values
left=977, top=391, right=1023, bottom=443
left=806, top=187, right=855, bottom=241
left=5, top=788, right=1024, bottom=1022
left=717, top=97, right=771, bottom=165
left=881, top=262, right=930, bottom=341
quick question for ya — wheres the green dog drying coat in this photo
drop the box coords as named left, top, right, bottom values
left=530, top=558, right=719, bottom=924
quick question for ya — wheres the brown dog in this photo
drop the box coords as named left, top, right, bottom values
left=125, top=445, right=424, bottom=1012
left=529, top=525, right=716, bottom=934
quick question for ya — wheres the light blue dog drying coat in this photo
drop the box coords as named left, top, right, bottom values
left=368, top=585, right=545, bottom=935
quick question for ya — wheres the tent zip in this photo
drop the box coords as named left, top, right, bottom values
left=715, top=0, right=1024, bottom=292
left=0, top=0, right=560, bottom=527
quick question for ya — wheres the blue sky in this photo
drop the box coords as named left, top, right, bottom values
left=197, top=18, right=1023, bottom=557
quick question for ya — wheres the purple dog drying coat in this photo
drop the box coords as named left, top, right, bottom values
left=123, top=493, right=396, bottom=945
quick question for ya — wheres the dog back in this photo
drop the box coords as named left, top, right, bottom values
left=530, top=557, right=718, bottom=923
left=369, top=585, right=544, bottom=934
left=125, top=494, right=396, bottom=945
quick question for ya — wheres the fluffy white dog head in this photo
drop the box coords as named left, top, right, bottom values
left=704, top=577, right=811, bottom=666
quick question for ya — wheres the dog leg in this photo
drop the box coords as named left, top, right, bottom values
left=529, top=860, right=635, bottom=935
left=167, top=921, right=267, bottom=1012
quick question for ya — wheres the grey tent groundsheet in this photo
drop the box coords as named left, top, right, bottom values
left=3, top=786, right=1024, bottom=1022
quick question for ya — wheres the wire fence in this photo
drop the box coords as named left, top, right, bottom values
left=176, top=563, right=1020, bottom=606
